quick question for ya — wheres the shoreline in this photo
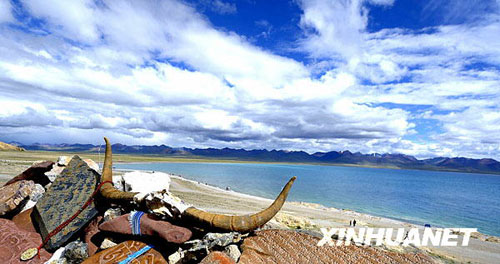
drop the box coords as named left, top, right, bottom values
left=114, top=168, right=500, bottom=264
left=115, top=168, right=493, bottom=236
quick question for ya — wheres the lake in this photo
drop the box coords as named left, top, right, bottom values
left=115, top=162, right=500, bottom=237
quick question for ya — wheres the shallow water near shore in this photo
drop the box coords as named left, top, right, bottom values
left=115, top=162, right=500, bottom=237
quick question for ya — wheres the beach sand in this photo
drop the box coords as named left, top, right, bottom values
left=1, top=159, right=500, bottom=263
left=164, top=174, right=500, bottom=264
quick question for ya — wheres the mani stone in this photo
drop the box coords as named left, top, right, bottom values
left=238, top=229, right=435, bottom=264
left=0, top=218, right=51, bottom=263
left=82, top=241, right=167, bottom=264
left=32, top=155, right=100, bottom=251
left=0, top=180, right=34, bottom=216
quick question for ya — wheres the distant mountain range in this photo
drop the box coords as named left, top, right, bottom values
left=10, top=142, right=500, bottom=175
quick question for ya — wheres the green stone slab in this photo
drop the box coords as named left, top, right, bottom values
left=32, top=155, right=99, bottom=251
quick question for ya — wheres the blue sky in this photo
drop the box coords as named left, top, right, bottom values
left=0, top=0, right=499, bottom=159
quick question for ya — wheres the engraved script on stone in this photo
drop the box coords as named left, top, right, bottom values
left=32, top=156, right=99, bottom=251
left=82, top=241, right=167, bottom=264
left=0, top=219, right=51, bottom=264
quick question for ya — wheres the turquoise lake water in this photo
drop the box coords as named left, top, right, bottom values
left=115, top=162, right=500, bottom=237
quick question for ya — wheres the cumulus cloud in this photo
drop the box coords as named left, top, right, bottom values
left=294, top=0, right=500, bottom=159
left=0, top=0, right=498, bottom=160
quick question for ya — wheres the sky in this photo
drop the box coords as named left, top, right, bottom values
left=0, top=0, right=499, bottom=159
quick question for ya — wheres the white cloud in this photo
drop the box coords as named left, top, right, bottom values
left=299, top=0, right=367, bottom=61
left=210, top=0, right=237, bottom=14
left=0, top=0, right=499, bottom=160
left=0, top=0, right=14, bottom=23
left=22, top=0, right=100, bottom=42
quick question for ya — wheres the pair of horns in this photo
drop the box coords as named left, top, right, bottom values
left=100, top=137, right=296, bottom=233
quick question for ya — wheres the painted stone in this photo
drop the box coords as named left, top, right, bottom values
left=32, top=155, right=99, bottom=251
left=0, top=219, right=51, bottom=263
left=238, top=229, right=435, bottom=264
left=0, top=180, right=34, bottom=216
left=3, top=161, right=53, bottom=187
left=98, top=213, right=192, bottom=243
left=199, top=251, right=235, bottom=264
left=82, top=240, right=167, bottom=264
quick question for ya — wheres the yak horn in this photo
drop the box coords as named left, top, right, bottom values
left=182, top=176, right=296, bottom=233
left=101, top=137, right=296, bottom=232
left=101, top=137, right=138, bottom=202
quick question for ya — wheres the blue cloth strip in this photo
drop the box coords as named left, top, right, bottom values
left=118, top=244, right=154, bottom=264
left=131, top=211, right=145, bottom=235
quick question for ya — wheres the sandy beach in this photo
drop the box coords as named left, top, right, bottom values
left=1, top=158, right=500, bottom=263
left=162, top=172, right=500, bottom=264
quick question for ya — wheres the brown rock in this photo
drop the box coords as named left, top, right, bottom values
left=99, top=213, right=192, bottom=243
left=12, top=208, right=36, bottom=233
left=84, top=216, right=103, bottom=256
left=0, top=180, right=34, bottom=216
left=0, top=219, right=51, bottom=263
left=238, top=229, right=435, bottom=264
left=82, top=240, right=167, bottom=264
left=200, top=251, right=235, bottom=264
left=3, top=161, right=53, bottom=187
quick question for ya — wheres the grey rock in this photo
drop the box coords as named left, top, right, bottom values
left=99, top=238, right=117, bottom=250
left=20, top=183, right=45, bottom=212
left=83, top=159, right=99, bottom=172
left=185, top=232, right=243, bottom=252
left=44, top=247, right=67, bottom=264
left=168, top=250, right=183, bottom=264
left=103, top=208, right=122, bottom=222
left=57, top=156, right=70, bottom=166
left=44, top=165, right=65, bottom=182
left=224, top=244, right=241, bottom=262
left=63, top=241, right=88, bottom=264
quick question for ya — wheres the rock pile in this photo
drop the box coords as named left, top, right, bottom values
left=0, top=154, right=438, bottom=263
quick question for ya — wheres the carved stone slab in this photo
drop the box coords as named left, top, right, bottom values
left=82, top=241, right=167, bottom=264
left=32, top=155, right=99, bottom=251
left=0, top=219, right=51, bottom=263
left=239, top=229, right=435, bottom=264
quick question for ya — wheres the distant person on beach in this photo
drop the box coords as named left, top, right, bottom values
left=353, top=219, right=356, bottom=227
left=349, top=220, right=352, bottom=226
